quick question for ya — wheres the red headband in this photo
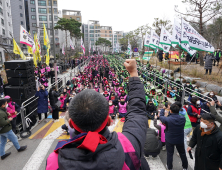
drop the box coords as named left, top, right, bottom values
left=70, top=115, right=109, bottom=152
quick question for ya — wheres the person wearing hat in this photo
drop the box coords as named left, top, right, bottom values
left=4, top=96, right=20, bottom=134
left=0, top=99, right=27, bottom=160
left=187, top=113, right=222, bottom=170
left=103, top=91, right=110, bottom=101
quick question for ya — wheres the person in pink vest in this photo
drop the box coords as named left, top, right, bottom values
left=154, top=114, right=166, bottom=151
left=94, top=83, right=100, bottom=93
left=119, top=90, right=128, bottom=103
left=59, top=94, right=66, bottom=110
left=103, top=91, right=110, bottom=101
left=108, top=100, right=117, bottom=119
left=46, top=59, right=149, bottom=170
left=4, top=96, right=20, bottom=134
left=117, top=98, right=128, bottom=118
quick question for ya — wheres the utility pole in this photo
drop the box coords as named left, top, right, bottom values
left=50, top=0, right=57, bottom=87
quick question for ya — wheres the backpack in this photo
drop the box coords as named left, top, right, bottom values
left=46, top=133, right=141, bottom=170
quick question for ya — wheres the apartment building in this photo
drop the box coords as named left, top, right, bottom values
left=0, top=0, right=13, bottom=64
left=58, top=9, right=82, bottom=53
left=82, top=20, right=114, bottom=53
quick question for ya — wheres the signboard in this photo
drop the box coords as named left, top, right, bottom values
left=143, top=51, right=153, bottom=57
left=134, top=48, right=138, bottom=52
left=163, top=51, right=179, bottom=59
left=133, top=52, right=139, bottom=57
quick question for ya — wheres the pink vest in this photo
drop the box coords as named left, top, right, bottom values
left=46, top=133, right=140, bottom=170
left=160, top=124, right=166, bottom=143
left=109, top=105, right=115, bottom=114
left=59, top=98, right=65, bottom=108
left=94, top=87, right=99, bottom=92
left=7, top=102, right=16, bottom=118
left=105, top=95, right=109, bottom=101
left=120, top=95, right=127, bottom=101
left=119, top=103, right=127, bottom=113
left=46, top=66, right=50, bottom=72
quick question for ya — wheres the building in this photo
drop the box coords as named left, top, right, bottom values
left=113, top=31, right=123, bottom=52
left=58, top=9, right=82, bottom=55
left=82, top=20, right=114, bottom=54
left=21, top=0, right=60, bottom=55
left=0, top=0, right=14, bottom=64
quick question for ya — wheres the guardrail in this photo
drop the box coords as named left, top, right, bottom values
left=17, top=58, right=91, bottom=137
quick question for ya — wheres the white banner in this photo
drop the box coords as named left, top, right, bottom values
left=171, top=19, right=196, bottom=55
left=81, top=37, right=85, bottom=55
left=127, top=39, right=131, bottom=55
left=144, top=32, right=150, bottom=47
left=62, top=43, right=65, bottom=55
left=181, top=18, right=214, bottom=52
left=20, top=25, right=36, bottom=53
left=70, top=38, right=75, bottom=50
left=149, top=30, right=160, bottom=48
left=159, top=26, right=171, bottom=46
left=158, top=44, right=171, bottom=53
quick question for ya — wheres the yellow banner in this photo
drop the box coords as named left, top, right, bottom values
left=43, top=23, right=50, bottom=49
left=46, top=48, right=50, bottom=66
left=13, top=39, right=26, bottom=60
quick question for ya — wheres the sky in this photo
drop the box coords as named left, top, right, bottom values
left=58, top=0, right=185, bottom=32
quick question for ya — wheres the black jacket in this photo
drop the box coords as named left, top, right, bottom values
left=54, top=77, right=148, bottom=170
left=146, top=103, right=156, bottom=113
left=189, top=124, right=222, bottom=170
left=49, top=90, right=60, bottom=107
left=144, top=128, right=161, bottom=154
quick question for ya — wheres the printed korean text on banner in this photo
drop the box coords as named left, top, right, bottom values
left=160, top=26, right=171, bottom=46
left=158, top=44, right=171, bottom=53
left=13, top=39, right=26, bottom=60
left=20, top=25, right=36, bottom=53
left=149, top=30, right=160, bottom=49
left=181, top=18, right=214, bottom=52
left=81, top=37, right=85, bottom=55
left=46, top=66, right=50, bottom=72
left=171, top=19, right=196, bottom=55
left=70, top=38, right=75, bottom=50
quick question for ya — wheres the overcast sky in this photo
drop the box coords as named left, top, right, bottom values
left=58, top=0, right=185, bottom=32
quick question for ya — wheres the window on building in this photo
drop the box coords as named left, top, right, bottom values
left=40, top=30, right=44, bottom=36
left=90, top=26, right=94, bottom=29
left=90, top=34, right=94, bottom=37
left=49, top=15, right=51, bottom=21
left=6, top=2, right=8, bottom=7
left=30, top=0, right=35, bottom=4
left=32, top=23, right=37, bottom=27
left=1, top=18, right=4, bottom=25
left=54, top=15, right=58, bottom=21
left=31, top=15, right=36, bottom=20
left=20, top=13, right=23, bottom=17
left=19, top=5, right=22, bottom=9
left=105, top=34, right=107, bottom=37
left=2, top=28, right=5, bottom=35
left=7, top=13, right=9, bottom=16
left=90, top=38, right=94, bottom=41
left=105, top=31, right=107, bottom=33
left=109, top=34, right=112, bottom=37
left=39, top=8, right=47, bottom=14
left=39, top=15, right=47, bottom=21
left=32, top=30, right=36, bottom=34
left=0, top=8, right=2, bottom=15
left=109, top=31, right=111, bottom=33
left=76, top=17, right=80, bottom=21
left=38, top=1, right=46, bottom=6
left=90, top=30, right=94, bottom=33
left=31, top=8, right=36, bottom=12
left=8, top=22, right=10, bottom=26
left=55, top=30, right=58, bottom=35
left=21, top=21, right=23, bottom=25
left=53, top=1, right=57, bottom=5
left=48, top=0, right=51, bottom=5
left=109, top=38, right=111, bottom=40
left=55, top=37, right=59, bottom=41
left=114, top=35, right=117, bottom=37
left=54, top=8, right=57, bottom=13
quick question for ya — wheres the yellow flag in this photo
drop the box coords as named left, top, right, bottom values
left=43, top=23, right=50, bottom=49
left=13, top=39, right=26, bottom=60
left=46, top=48, right=50, bottom=66
left=33, top=53, right=37, bottom=67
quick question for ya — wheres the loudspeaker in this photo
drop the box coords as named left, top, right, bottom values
left=5, top=83, right=36, bottom=99
left=8, top=77, right=35, bottom=86
left=6, top=68, right=34, bottom=78
left=4, top=60, right=33, bottom=70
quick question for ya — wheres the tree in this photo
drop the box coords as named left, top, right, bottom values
left=175, top=0, right=222, bottom=65
left=134, top=24, right=151, bottom=55
left=152, top=18, right=172, bottom=35
left=95, top=38, right=112, bottom=52
left=54, top=18, right=82, bottom=58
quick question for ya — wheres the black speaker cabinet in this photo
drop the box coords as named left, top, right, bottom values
left=5, top=83, right=36, bottom=99
left=8, top=77, right=35, bottom=86
left=4, top=60, right=33, bottom=70
left=6, top=68, right=34, bottom=78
